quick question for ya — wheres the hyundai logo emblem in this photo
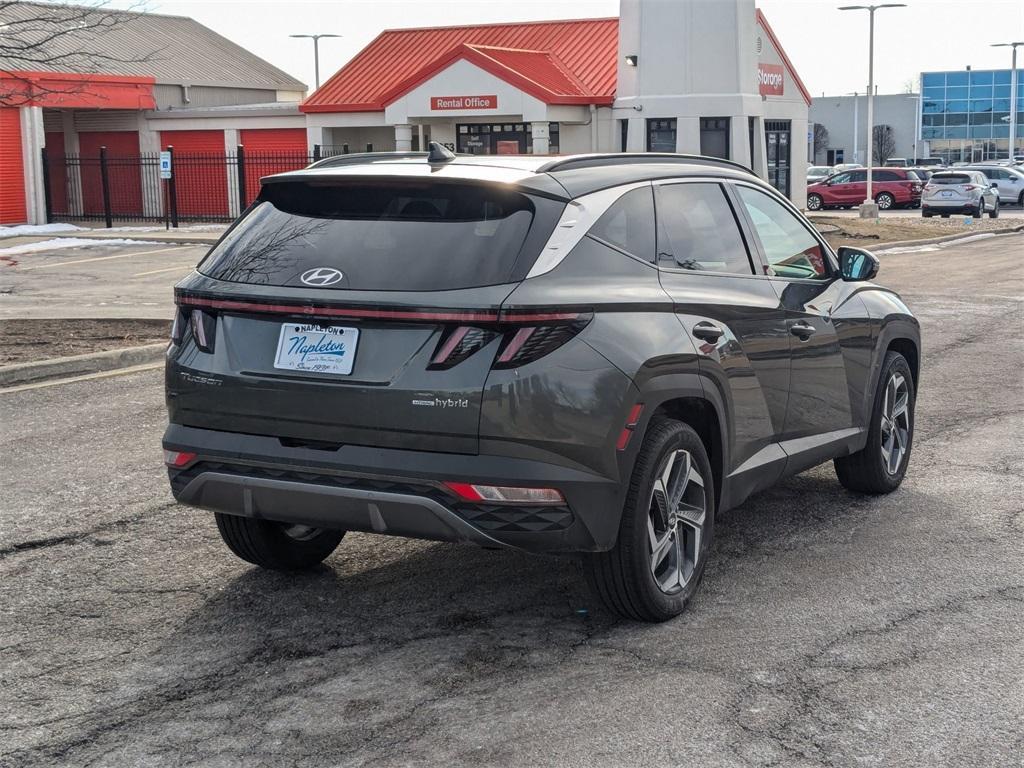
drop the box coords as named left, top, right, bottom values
left=300, top=267, right=344, bottom=287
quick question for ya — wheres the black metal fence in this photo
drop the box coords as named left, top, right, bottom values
left=41, top=144, right=347, bottom=227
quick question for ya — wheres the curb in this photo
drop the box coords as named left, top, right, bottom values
left=0, top=343, right=166, bottom=388
left=872, top=224, right=1024, bottom=252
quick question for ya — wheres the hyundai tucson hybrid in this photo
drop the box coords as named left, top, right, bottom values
left=163, top=146, right=920, bottom=622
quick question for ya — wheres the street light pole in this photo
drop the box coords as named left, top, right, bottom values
left=290, top=33, right=341, bottom=90
left=839, top=4, right=906, bottom=217
left=991, top=42, right=1023, bottom=160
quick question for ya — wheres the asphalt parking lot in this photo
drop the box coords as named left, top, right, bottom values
left=1, top=234, right=1022, bottom=767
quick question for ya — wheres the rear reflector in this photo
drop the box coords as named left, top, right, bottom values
left=443, top=482, right=565, bottom=505
left=164, top=450, right=197, bottom=468
left=616, top=403, right=644, bottom=451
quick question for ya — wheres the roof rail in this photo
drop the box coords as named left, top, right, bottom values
left=307, top=150, right=429, bottom=169
left=536, top=153, right=757, bottom=177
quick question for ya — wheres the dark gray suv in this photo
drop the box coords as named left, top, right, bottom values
left=163, top=147, right=920, bottom=622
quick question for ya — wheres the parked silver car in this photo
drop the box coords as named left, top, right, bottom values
left=961, top=165, right=1024, bottom=207
left=807, top=165, right=834, bottom=184
left=922, top=171, right=999, bottom=218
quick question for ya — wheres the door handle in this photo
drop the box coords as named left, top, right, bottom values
left=790, top=321, right=817, bottom=340
left=692, top=322, right=725, bottom=343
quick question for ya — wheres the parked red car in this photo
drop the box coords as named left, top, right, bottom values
left=806, top=168, right=923, bottom=211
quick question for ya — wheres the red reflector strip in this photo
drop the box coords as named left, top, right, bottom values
left=442, top=482, right=485, bottom=501
left=500, top=311, right=581, bottom=323
left=497, top=326, right=535, bottom=364
left=615, top=428, right=633, bottom=451
left=626, top=403, right=644, bottom=427
left=164, top=450, right=197, bottom=468
left=176, top=295, right=500, bottom=324
left=432, top=326, right=470, bottom=365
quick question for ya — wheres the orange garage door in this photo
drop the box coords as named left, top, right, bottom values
left=0, top=108, right=28, bottom=224
left=239, top=128, right=308, bottom=204
left=161, top=130, right=228, bottom=219
left=78, top=131, right=143, bottom=217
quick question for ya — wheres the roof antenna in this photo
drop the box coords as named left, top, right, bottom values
left=427, top=141, right=456, bottom=164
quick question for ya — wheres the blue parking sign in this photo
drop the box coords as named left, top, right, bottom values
left=159, top=151, right=172, bottom=179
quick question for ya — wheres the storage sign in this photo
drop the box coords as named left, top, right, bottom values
left=758, top=64, right=784, bottom=96
left=430, top=95, right=497, bottom=110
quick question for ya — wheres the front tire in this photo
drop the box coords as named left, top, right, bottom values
left=215, top=513, right=344, bottom=570
left=834, top=351, right=915, bottom=494
left=585, top=419, right=715, bottom=622
left=807, top=193, right=823, bottom=211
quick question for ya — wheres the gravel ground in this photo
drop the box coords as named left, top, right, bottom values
left=0, top=234, right=1021, bottom=768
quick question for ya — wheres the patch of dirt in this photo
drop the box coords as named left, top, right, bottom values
left=0, top=319, right=169, bottom=366
left=812, top=215, right=1020, bottom=249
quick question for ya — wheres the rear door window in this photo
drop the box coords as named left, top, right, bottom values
left=199, top=180, right=542, bottom=291
left=655, top=182, right=754, bottom=275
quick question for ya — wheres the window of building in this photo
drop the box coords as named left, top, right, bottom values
left=647, top=119, right=677, bottom=152
left=620, top=119, right=629, bottom=152
left=587, top=186, right=656, bottom=261
left=736, top=186, right=829, bottom=280
left=699, top=117, right=730, bottom=159
left=655, top=183, right=753, bottom=275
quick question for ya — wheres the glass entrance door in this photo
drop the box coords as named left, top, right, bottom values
left=764, top=120, right=791, bottom=198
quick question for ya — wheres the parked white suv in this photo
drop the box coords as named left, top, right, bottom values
left=961, top=165, right=1024, bottom=208
left=921, top=171, right=999, bottom=219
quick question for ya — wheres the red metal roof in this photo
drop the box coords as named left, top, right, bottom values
left=301, top=18, right=618, bottom=113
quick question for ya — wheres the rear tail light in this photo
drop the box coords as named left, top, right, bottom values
left=492, top=314, right=591, bottom=369
left=962, top=184, right=978, bottom=191
left=163, top=450, right=197, bottom=468
left=443, top=482, right=565, bottom=505
left=429, top=326, right=498, bottom=369
left=170, top=307, right=186, bottom=344
left=189, top=309, right=217, bottom=353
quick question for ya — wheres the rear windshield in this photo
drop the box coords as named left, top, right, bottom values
left=930, top=174, right=971, bottom=185
left=199, top=180, right=538, bottom=291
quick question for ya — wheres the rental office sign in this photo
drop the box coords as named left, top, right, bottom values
left=430, top=95, right=498, bottom=110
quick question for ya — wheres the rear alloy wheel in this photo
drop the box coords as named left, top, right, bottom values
left=806, top=193, right=823, bottom=211
left=988, top=200, right=999, bottom=219
left=835, top=351, right=915, bottom=494
left=585, top=419, right=714, bottom=622
left=215, top=513, right=345, bottom=570
left=875, top=192, right=895, bottom=210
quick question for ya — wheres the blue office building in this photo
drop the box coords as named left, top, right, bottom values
left=921, top=69, right=1024, bottom=162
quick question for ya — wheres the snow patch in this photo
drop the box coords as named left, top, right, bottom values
left=0, top=223, right=85, bottom=239
left=0, top=238, right=165, bottom=256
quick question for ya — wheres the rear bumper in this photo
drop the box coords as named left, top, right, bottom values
left=922, top=199, right=979, bottom=212
left=163, top=423, right=624, bottom=553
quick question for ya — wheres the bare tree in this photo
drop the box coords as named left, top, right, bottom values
left=0, top=1, right=157, bottom=106
left=873, top=124, right=896, bottom=164
left=902, top=78, right=916, bottom=94
left=813, top=123, right=830, bottom=161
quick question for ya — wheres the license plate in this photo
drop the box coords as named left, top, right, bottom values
left=942, top=190, right=953, bottom=197
left=274, top=323, right=359, bottom=375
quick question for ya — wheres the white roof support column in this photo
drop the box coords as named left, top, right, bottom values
left=394, top=124, right=413, bottom=152
left=530, top=121, right=549, bottom=155
left=20, top=106, right=46, bottom=225
left=729, top=115, right=751, bottom=167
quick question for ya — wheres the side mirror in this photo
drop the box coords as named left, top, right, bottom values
left=990, top=182, right=998, bottom=188
left=838, top=246, right=879, bottom=282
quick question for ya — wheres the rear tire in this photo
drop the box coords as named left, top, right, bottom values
left=834, top=351, right=915, bottom=494
left=875, top=192, right=895, bottom=210
left=973, top=202, right=983, bottom=219
left=922, top=209, right=933, bottom=218
left=585, top=419, right=715, bottom=622
left=988, top=200, right=999, bottom=218
left=215, top=513, right=344, bottom=570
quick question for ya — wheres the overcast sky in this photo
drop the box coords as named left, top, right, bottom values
left=109, top=0, right=1024, bottom=97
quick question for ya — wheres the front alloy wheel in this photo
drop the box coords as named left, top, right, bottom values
left=647, top=449, right=707, bottom=594
left=806, top=193, right=823, bottom=211
left=879, top=371, right=911, bottom=475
